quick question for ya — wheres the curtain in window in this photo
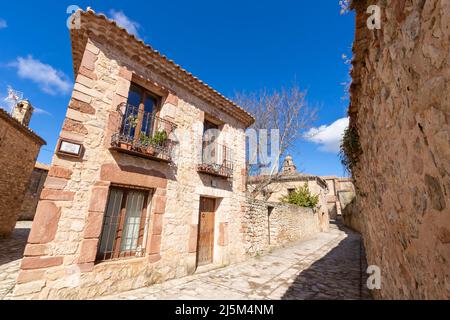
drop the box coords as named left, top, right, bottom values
left=120, top=191, right=145, bottom=252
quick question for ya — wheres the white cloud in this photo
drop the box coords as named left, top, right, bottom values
left=304, top=117, right=349, bottom=153
left=11, top=56, right=72, bottom=95
left=34, top=107, right=52, bottom=116
left=0, top=19, right=6, bottom=29
left=109, top=10, right=140, bottom=37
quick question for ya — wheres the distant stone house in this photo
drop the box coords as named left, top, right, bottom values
left=247, top=156, right=330, bottom=232
left=13, top=8, right=254, bottom=299
left=0, top=102, right=46, bottom=237
left=322, top=176, right=355, bottom=219
left=19, top=162, right=50, bottom=221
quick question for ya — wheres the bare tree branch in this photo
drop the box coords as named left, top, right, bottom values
left=234, top=83, right=317, bottom=199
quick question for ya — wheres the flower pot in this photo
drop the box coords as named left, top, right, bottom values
left=119, top=142, right=132, bottom=151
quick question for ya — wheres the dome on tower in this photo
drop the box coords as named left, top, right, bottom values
left=281, top=155, right=297, bottom=175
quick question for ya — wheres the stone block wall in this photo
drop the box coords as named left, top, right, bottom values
left=249, top=176, right=330, bottom=232
left=242, top=199, right=323, bottom=256
left=350, top=0, right=449, bottom=299
left=19, top=164, right=49, bottom=221
left=0, top=110, right=45, bottom=237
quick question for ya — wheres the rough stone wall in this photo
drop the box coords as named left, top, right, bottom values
left=19, top=165, right=49, bottom=221
left=12, top=37, right=248, bottom=299
left=249, top=177, right=330, bottom=232
left=0, top=112, right=44, bottom=237
left=242, top=199, right=322, bottom=256
left=342, top=199, right=365, bottom=234
left=350, top=0, right=449, bottom=299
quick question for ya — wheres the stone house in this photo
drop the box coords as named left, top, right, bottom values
left=322, top=176, right=355, bottom=219
left=247, top=156, right=330, bottom=232
left=19, top=163, right=50, bottom=221
left=13, top=8, right=254, bottom=299
left=0, top=102, right=46, bottom=237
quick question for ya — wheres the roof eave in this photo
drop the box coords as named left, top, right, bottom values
left=70, top=8, right=255, bottom=128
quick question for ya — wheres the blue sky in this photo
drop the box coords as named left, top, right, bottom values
left=0, top=1, right=354, bottom=177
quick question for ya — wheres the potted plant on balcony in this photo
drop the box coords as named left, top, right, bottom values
left=149, top=130, right=169, bottom=157
left=139, top=130, right=169, bottom=157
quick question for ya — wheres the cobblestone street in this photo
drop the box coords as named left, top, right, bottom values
left=0, top=221, right=31, bottom=299
left=99, top=222, right=372, bottom=300
left=0, top=221, right=371, bottom=300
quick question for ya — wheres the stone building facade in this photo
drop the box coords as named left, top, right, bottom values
left=349, top=0, right=449, bottom=299
left=0, top=104, right=46, bottom=237
left=247, top=156, right=330, bottom=232
left=323, top=177, right=355, bottom=219
left=19, top=163, right=50, bottom=221
left=13, top=9, right=254, bottom=299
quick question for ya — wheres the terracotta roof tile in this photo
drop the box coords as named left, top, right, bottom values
left=70, top=8, right=255, bottom=127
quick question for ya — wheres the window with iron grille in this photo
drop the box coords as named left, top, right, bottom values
left=110, top=83, right=177, bottom=162
left=97, top=187, right=151, bottom=262
left=197, top=119, right=233, bottom=178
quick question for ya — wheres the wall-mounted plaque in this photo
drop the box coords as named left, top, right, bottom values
left=57, top=139, right=83, bottom=158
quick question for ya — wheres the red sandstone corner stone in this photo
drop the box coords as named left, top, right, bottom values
left=149, top=235, right=162, bottom=254
left=28, top=201, right=60, bottom=244
left=155, top=188, right=167, bottom=196
left=77, top=263, right=95, bottom=273
left=69, top=99, right=96, bottom=115
left=62, top=118, right=88, bottom=136
left=40, top=190, right=75, bottom=201
left=153, top=195, right=167, bottom=215
left=151, top=214, right=164, bottom=235
left=80, top=50, right=98, bottom=71
left=78, top=239, right=99, bottom=264
left=21, top=256, right=63, bottom=270
left=79, top=66, right=97, bottom=80
left=16, top=270, right=45, bottom=284
left=43, top=177, right=68, bottom=190
left=84, top=211, right=104, bottom=239
left=119, top=67, right=133, bottom=81
left=88, top=187, right=109, bottom=213
left=24, top=244, right=48, bottom=257
left=148, top=254, right=161, bottom=263
left=188, top=224, right=198, bottom=253
left=100, top=163, right=168, bottom=190
left=48, top=166, right=73, bottom=180
left=165, top=93, right=179, bottom=107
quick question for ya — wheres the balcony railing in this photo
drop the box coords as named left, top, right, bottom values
left=197, top=140, right=233, bottom=178
left=110, top=103, right=177, bottom=162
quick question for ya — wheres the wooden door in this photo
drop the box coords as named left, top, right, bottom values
left=197, top=197, right=216, bottom=266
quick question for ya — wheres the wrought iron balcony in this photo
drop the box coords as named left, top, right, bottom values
left=110, top=103, right=177, bottom=162
left=197, top=141, right=233, bottom=179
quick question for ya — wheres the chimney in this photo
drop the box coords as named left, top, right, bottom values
left=12, top=100, right=34, bottom=127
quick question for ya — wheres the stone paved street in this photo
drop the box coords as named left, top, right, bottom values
left=0, top=221, right=32, bottom=299
left=0, top=222, right=371, bottom=300
left=99, top=222, right=372, bottom=300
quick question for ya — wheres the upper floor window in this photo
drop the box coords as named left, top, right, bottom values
left=124, top=84, right=159, bottom=139
left=110, top=83, right=177, bottom=162
left=197, top=117, right=233, bottom=178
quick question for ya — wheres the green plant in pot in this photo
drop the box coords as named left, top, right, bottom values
left=139, top=130, right=169, bottom=156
